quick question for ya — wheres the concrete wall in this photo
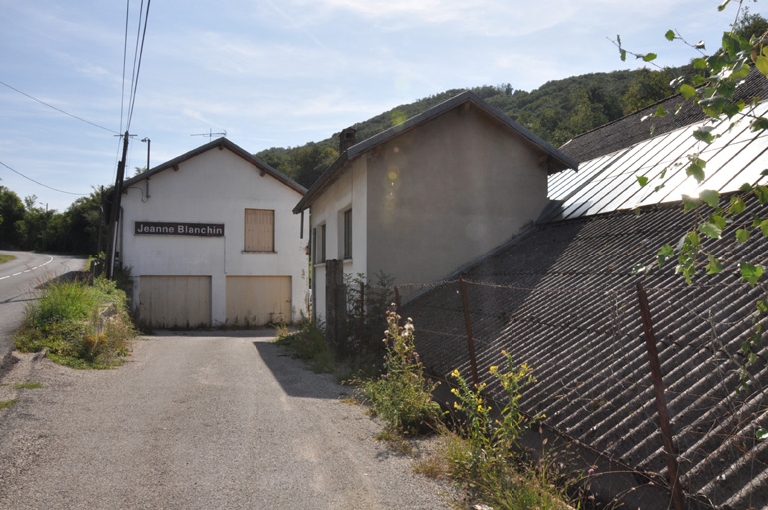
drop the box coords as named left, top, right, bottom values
left=309, top=157, right=367, bottom=322
left=365, top=104, right=549, bottom=289
left=119, top=146, right=308, bottom=326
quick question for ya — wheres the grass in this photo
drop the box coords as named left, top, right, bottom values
left=0, top=254, right=16, bottom=264
left=14, top=276, right=136, bottom=369
left=12, top=382, right=43, bottom=390
left=0, top=399, right=19, bottom=410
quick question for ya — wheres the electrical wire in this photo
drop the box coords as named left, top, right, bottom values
left=0, top=161, right=89, bottom=196
left=126, top=0, right=151, bottom=131
left=0, top=80, right=119, bottom=135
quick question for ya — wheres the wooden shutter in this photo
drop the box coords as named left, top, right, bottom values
left=244, top=209, right=274, bottom=252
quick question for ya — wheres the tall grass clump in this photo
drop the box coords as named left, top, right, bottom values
left=276, top=321, right=336, bottom=374
left=358, top=309, right=442, bottom=436
left=14, top=276, right=135, bottom=368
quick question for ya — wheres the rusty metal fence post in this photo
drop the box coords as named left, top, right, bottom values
left=459, top=275, right=480, bottom=388
left=636, top=281, right=685, bottom=510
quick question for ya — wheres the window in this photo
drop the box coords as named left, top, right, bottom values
left=319, top=223, right=326, bottom=262
left=343, top=209, right=352, bottom=259
left=244, top=209, right=274, bottom=252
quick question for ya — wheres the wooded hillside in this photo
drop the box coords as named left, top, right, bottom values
left=256, top=67, right=682, bottom=189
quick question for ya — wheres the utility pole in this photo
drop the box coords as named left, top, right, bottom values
left=106, top=131, right=130, bottom=280
left=141, top=137, right=150, bottom=172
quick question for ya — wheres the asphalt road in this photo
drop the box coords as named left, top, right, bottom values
left=0, top=251, right=88, bottom=359
left=0, top=331, right=454, bottom=509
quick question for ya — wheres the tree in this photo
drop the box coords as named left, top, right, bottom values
left=613, top=1, right=768, bottom=376
left=620, top=68, right=676, bottom=114
left=0, top=186, right=25, bottom=249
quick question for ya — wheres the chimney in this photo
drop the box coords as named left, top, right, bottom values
left=339, top=127, right=357, bottom=153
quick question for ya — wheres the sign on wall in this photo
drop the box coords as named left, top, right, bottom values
left=135, top=221, right=225, bottom=237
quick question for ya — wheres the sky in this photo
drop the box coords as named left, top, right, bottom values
left=0, top=0, right=757, bottom=212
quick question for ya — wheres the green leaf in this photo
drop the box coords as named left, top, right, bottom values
left=654, top=104, right=668, bottom=117
left=740, top=261, right=764, bottom=287
left=700, top=190, right=720, bottom=208
left=620, top=49, right=626, bottom=62
left=751, top=117, right=768, bottom=131
left=711, top=214, right=727, bottom=230
left=637, top=175, right=649, bottom=187
left=642, top=53, right=657, bottom=62
left=729, top=196, right=746, bottom=215
left=757, top=55, right=768, bottom=77
left=682, top=195, right=701, bottom=212
left=755, top=186, right=768, bottom=204
left=757, top=428, right=768, bottom=441
left=693, top=127, right=715, bottom=144
left=632, top=263, right=647, bottom=275
left=718, top=0, right=730, bottom=12
left=665, top=30, right=675, bottom=41
left=657, top=244, right=675, bottom=267
left=692, top=58, right=707, bottom=70
left=761, top=219, right=768, bottom=236
left=706, top=254, right=723, bottom=274
left=686, top=157, right=706, bottom=183
left=699, top=222, right=722, bottom=239
left=680, top=84, right=697, bottom=100
left=740, top=182, right=754, bottom=193
left=736, top=229, right=750, bottom=243
left=694, top=40, right=706, bottom=50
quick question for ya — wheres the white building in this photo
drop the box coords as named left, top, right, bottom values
left=293, top=91, right=578, bottom=322
left=115, top=138, right=308, bottom=328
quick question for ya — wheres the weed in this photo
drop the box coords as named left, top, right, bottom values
left=12, top=382, right=43, bottom=390
left=276, top=321, right=336, bottom=374
left=357, top=309, right=442, bottom=436
left=0, top=399, right=19, bottom=410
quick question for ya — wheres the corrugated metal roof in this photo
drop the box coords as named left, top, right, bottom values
left=543, top=101, right=768, bottom=223
left=403, top=198, right=768, bottom=509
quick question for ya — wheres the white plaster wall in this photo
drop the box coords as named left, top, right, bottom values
left=309, top=157, right=367, bottom=322
left=119, top=146, right=308, bottom=325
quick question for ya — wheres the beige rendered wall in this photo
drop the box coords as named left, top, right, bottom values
left=309, top=157, right=368, bottom=322
left=366, top=104, right=549, bottom=289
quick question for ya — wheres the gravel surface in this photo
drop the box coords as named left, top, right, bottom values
left=0, top=331, right=456, bottom=509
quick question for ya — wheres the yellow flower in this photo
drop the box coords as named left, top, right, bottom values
left=451, top=369, right=460, bottom=378
left=454, top=402, right=460, bottom=410
left=451, top=388, right=459, bottom=395
left=489, top=365, right=498, bottom=374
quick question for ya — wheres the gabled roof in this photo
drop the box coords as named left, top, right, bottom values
left=403, top=194, right=768, bottom=509
left=117, top=137, right=306, bottom=196
left=293, top=91, right=579, bottom=214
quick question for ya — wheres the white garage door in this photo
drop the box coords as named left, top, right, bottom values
left=139, top=276, right=212, bottom=328
left=226, top=276, right=291, bottom=326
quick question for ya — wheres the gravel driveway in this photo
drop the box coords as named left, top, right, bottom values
left=0, top=331, right=454, bottom=509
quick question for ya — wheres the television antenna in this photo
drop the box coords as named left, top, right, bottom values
left=191, top=129, right=227, bottom=141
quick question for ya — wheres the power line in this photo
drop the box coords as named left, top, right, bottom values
left=0, top=80, right=119, bottom=135
left=126, top=0, right=151, bottom=131
left=0, top=161, right=89, bottom=196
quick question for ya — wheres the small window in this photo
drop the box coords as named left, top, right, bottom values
left=244, top=209, right=274, bottom=252
left=343, top=209, right=352, bottom=259
left=319, top=223, right=326, bottom=263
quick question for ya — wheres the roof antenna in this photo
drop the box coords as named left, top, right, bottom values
left=191, top=129, right=227, bottom=141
